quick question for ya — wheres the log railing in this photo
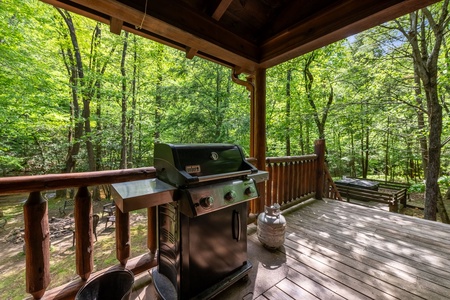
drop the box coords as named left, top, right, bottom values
left=0, top=145, right=340, bottom=299
left=262, top=139, right=341, bottom=211
left=263, top=155, right=342, bottom=211
left=0, top=167, right=157, bottom=299
left=265, top=155, right=318, bottom=210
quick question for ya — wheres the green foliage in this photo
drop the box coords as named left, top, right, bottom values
left=0, top=0, right=449, bottom=183
left=438, top=176, right=450, bottom=188
left=409, top=182, right=426, bottom=193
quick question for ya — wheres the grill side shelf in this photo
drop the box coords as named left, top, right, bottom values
left=111, top=179, right=176, bottom=212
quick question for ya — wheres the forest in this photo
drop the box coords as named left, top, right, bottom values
left=1, top=2, right=450, bottom=218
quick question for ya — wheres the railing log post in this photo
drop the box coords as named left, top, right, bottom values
left=116, top=205, right=130, bottom=265
left=74, top=186, right=94, bottom=280
left=314, top=139, right=326, bottom=200
left=24, top=191, right=50, bottom=299
left=147, top=206, right=157, bottom=254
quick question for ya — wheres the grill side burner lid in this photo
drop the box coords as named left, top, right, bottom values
left=154, top=143, right=257, bottom=187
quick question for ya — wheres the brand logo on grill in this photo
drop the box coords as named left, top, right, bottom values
left=185, top=165, right=201, bottom=173
left=210, top=152, right=219, bottom=160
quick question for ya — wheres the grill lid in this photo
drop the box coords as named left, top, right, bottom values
left=154, top=143, right=257, bottom=187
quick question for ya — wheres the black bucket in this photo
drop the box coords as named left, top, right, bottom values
left=75, top=269, right=135, bottom=300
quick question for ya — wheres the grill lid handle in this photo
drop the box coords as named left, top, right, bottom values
left=194, top=170, right=254, bottom=183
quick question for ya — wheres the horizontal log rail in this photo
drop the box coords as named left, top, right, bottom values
left=0, top=167, right=156, bottom=195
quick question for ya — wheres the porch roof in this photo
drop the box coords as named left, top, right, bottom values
left=41, top=0, right=440, bottom=74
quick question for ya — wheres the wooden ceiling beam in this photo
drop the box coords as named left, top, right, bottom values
left=185, top=47, right=198, bottom=59
left=212, top=0, right=233, bottom=21
left=40, top=0, right=441, bottom=72
left=110, top=17, right=123, bottom=34
left=42, top=0, right=258, bottom=73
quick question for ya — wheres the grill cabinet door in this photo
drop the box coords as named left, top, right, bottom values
left=180, top=202, right=248, bottom=298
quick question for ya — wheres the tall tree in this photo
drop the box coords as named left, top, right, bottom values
left=302, top=51, right=334, bottom=140
left=119, top=31, right=129, bottom=169
left=395, top=1, right=450, bottom=222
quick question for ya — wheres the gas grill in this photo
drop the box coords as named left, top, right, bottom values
left=151, top=143, right=264, bottom=300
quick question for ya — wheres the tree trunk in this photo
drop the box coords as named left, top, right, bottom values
left=396, top=3, right=450, bottom=221
left=385, top=116, right=390, bottom=182
left=154, top=44, right=164, bottom=144
left=298, top=119, right=304, bottom=155
left=128, top=35, right=138, bottom=168
left=303, top=52, right=334, bottom=140
left=57, top=9, right=84, bottom=176
left=413, top=64, right=428, bottom=177
left=424, top=86, right=443, bottom=220
left=362, top=127, right=369, bottom=179
left=120, top=32, right=129, bottom=169
left=286, top=69, right=292, bottom=156
left=437, top=189, right=450, bottom=223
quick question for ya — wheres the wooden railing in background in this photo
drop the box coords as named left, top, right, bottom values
left=323, top=166, right=343, bottom=201
left=262, top=156, right=342, bottom=212
left=265, top=155, right=318, bottom=210
left=259, top=139, right=342, bottom=212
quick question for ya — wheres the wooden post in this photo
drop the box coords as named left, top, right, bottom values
left=24, top=191, right=50, bottom=299
left=253, top=68, right=267, bottom=212
left=314, top=139, right=326, bottom=200
left=116, top=205, right=130, bottom=265
left=74, top=186, right=93, bottom=280
left=147, top=206, right=157, bottom=254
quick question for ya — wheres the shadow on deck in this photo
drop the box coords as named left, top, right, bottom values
left=132, top=199, right=450, bottom=299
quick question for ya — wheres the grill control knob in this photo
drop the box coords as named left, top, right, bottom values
left=244, top=186, right=256, bottom=196
left=224, top=191, right=237, bottom=201
left=200, top=196, right=214, bottom=208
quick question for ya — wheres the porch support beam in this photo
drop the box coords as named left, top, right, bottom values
left=253, top=68, right=266, bottom=213
left=110, top=17, right=123, bottom=34
left=314, top=139, right=326, bottom=200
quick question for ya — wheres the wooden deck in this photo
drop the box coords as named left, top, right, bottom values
left=132, top=199, right=450, bottom=299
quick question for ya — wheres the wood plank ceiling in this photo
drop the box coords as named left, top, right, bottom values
left=42, top=0, right=440, bottom=74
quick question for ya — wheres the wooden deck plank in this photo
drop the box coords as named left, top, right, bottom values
left=298, top=203, right=450, bottom=247
left=275, top=278, right=318, bottom=299
left=282, top=242, right=403, bottom=300
left=285, top=268, right=346, bottom=300
left=292, top=206, right=450, bottom=273
left=290, top=211, right=450, bottom=281
left=286, top=222, right=450, bottom=299
left=283, top=231, right=438, bottom=300
left=133, top=199, right=450, bottom=300
left=296, top=208, right=450, bottom=268
left=282, top=255, right=375, bottom=300
left=315, top=200, right=450, bottom=235
left=284, top=200, right=450, bottom=298
left=262, top=284, right=295, bottom=300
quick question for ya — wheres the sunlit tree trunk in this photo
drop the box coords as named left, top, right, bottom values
left=286, top=69, right=292, bottom=156
left=396, top=2, right=449, bottom=222
left=120, top=32, right=129, bottom=169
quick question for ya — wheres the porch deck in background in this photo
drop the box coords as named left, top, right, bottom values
left=133, top=199, right=450, bottom=299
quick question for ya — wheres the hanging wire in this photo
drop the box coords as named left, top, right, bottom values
left=136, top=0, right=148, bottom=29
